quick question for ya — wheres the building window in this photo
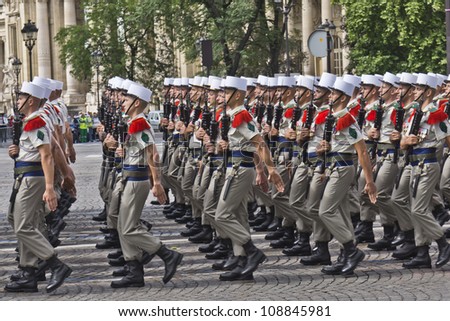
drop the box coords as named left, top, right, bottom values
left=333, top=35, right=344, bottom=76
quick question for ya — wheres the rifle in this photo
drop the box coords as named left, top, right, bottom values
left=99, top=93, right=106, bottom=125
left=256, top=99, right=266, bottom=125
left=406, top=106, right=424, bottom=198
left=290, top=98, right=302, bottom=130
left=357, top=95, right=366, bottom=130
left=273, top=96, right=283, bottom=131
left=320, top=103, right=335, bottom=174
left=302, top=92, right=315, bottom=164
left=210, top=104, right=219, bottom=147
left=393, top=98, right=405, bottom=164
left=445, top=98, right=450, bottom=119
left=244, top=97, right=250, bottom=111
left=370, top=97, right=384, bottom=159
left=170, top=96, right=177, bottom=122
left=220, top=106, right=232, bottom=200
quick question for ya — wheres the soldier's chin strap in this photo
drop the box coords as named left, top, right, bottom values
left=361, top=85, right=374, bottom=101
left=295, top=87, right=308, bottom=105
left=401, top=85, right=412, bottom=101
left=125, top=97, right=138, bottom=116
left=17, top=95, right=31, bottom=113
left=226, top=88, right=237, bottom=107
left=330, top=92, right=344, bottom=107
left=380, top=83, right=393, bottom=98
left=414, top=85, right=429, bottom=107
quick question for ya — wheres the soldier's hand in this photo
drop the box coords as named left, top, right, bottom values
left=152, top=183, right=167, bottom=205
left=263, top=124, right=271, bottom=134
left=104, top=134, right=118, bottom=150
left=284, top=128, right=296, bottom=140
left=116, top=147, right=124, bottom=157
left=43, top=187, right=58, bottom=211
left=185, top=123, right=195, bottom=134
left=316, top=140, right=330, bottom=154
left=268, top=170, right=284, bottom=193
left=404, top=134, right=419, bottom=146
left=8, top=145, right=19, bottom=158
left=256, top=171, right=269, bottom=192
left=218, top=140, right=229, bottom=151
left=364, top=181, right=377, bottom=204
left=390, top=131, right=401, bottom=142
left=67, top=146, right=76, bottom=164
left=368, top=128, right=380, bottom=140
left=298, top=128, right=310, bottom=142
left=196, top=127, right=206, bottom=140
left=270, top=127, right=279, bottom=138
left=175, top=121, right=184, bottom=131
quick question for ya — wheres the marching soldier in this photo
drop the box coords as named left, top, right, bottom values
left=108, top=83, right=183, bottom=288
left=6, top=82, right=72, bottom=293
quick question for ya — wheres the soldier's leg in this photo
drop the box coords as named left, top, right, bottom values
left=356, top=170, right=378, bottom=243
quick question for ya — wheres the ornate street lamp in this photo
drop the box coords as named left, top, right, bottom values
left=275, top=0, right=295, bottom=76
left=21, top=20, right=38, bottom=80
left=11, top=57, right=22, bottom=96
left=91, top=49, right=103, bottom=112
left=318, top=19, right=336, bottom=74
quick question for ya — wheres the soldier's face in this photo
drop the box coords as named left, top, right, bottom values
left=208, top=90, right=217, bottom=105
left=17, top=94, right=30, bottom=111
left=413, top=85, right=427, bottom=101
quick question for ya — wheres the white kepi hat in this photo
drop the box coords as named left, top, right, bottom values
left=127, top=83, right=152, bottom=103
left=317, top=72, right=337, bottom=89
left=381, top=72, right=400, bottom=88
left=209, top=78, right=223, bottom=91
left=360, top=74, right=381, bottom=87
left=396, top=72, right=417, bottom=86
left=296, top=76, right=314, bottom=91
left=342, top=74, right=361, bottom=88
left=32, top=76, right=51, bottom=89
left=223, top=76, right=247, bottom=92
left=19, top=81, right=46, bottom=99
left=414, top=73, right=437, bottom=89
left=255, top=75, right=269, bottom=86
left=277, top=76, right=297, bottom=88
left=164, top=78, right=174, bottom=86
left=330, top=79, right=355, bottom=97
left=241, top=77, right=258, bottom=88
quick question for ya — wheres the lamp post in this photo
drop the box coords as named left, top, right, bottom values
left=275, top=0, right=295, bottom=76
left=318, top=19, right=336, bottom=74
left=91, top=50, right=103, bottom=112
left=11, top=58, right=22, bottom=97
left=20, top=20, right=38, bottom=81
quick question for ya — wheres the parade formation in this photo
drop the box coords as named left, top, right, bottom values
left=5, top=69, right=450, bottom=293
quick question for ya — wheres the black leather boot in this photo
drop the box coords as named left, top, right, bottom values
left=110, top=260, right=144, bottom=288
left=5, top=267, right=38, bottom=292
left=156, top=245, right=183, bottom=284
left=241, top=240, right=266, bottom=276
left=247, top=201, right=258, bottom=219
left=253, top=211, right=274, bottom=232
left=92, top=206, right=107, bottom=222
left=270, top=227, right=295, bottom=248
left=392, top=230, right=417, bottom=260
left=198, top=236, right=220, bottom=253
left=107, top=250, right=123, bottom=259
left=249, top=207, right=267, bottom=227
left=188, top=225, right=213, bottom=243
left=46, top=255, right=72, bottom=293
left=351, top=212, right=360, bottom=229
left=445, top=228, right=450, bottom=238
left=206, top=238, right=231, bottom=260
left=175, top=206, right=193, bottom=224
left=162, top=201, right=176, bottom=215
left=212, top=254, right=240, bottom=271
left=321, top=249, right=345, bottom=275
left=432, top=204, right=450, bottom=226
left=219, top=256, right=254, bottom=281
left=368, top=225, right=396, bottom=251
left=112, top=264, right=130, bottom=277
left=282, top=232, right=312, bottom=256
left=392, top=230, right=406, bottom=246
left=402, top=245, right=431, bottom=269
left=141, top=251, right=156, bottom=265
left=96, top=229, right=120, bottom=249
left=354, top=221, right=375, bottom=244
left=180, top=218, right=202, bottom=237
left=300, top=241, right=331, bottom=265
left=140, top=219, right=153, bottom=231
left=265, top=227, right=286, bottom=240
left=341, top=241, right=365, bottom=276
left=165, top=204, right=186, bottom=219
left=109, top=255, right=126, bottom=267
left=435, top=236, right=450, bottom=268
left=267, top=217, right=282, bottom=232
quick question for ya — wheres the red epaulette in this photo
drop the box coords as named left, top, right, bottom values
left=335, top=113, right=356, bottom=132
left=175, top=99, right=180, bottom=107
left=349, top=104, right=360, bottom=118
left=366, top=109, right=376, bottom=122
left=284, top=108, right=293, bottom=119
left=231, top=109, right=253, bottom=128
left=23, top=116, right=46, bottom=132
left=427, top=109, right=448, bottom=125
left=216, top=108, right=223, bottom=122
left=390, top=109, right=397, bottom=125
left=129, top=117, right=150, bottom=134
left=438, top=99, right=449, bottom=112
left=314, top=109, right=329, bottom=125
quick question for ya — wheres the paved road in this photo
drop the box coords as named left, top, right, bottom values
left=0, top=139, right=449, bottom=300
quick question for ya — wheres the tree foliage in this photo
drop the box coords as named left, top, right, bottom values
left=336, top=0, right=446, bottom=74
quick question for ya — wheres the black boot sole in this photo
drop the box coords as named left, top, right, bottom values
left=110, top=281, right=145, bottom=288
left=46, top=267, right=72, bottom=293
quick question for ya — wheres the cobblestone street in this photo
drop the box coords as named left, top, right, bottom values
left=0, top=141, right=449, bottom=301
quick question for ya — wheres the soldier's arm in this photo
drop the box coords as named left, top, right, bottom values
left=38, top=143, right=58, bottom=211
left=146, top=144, right=166, bottom=204
left=354, top=139, right=377, bottom=203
